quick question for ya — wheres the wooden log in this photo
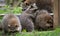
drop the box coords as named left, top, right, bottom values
left=58, top=0, right=60, bottom=27
left=54, top=0, right=58, bottom=28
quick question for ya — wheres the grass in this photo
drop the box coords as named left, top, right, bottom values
left=15, top=28, right=60, bottom=36
left=0, top=28, right=60, bottom=36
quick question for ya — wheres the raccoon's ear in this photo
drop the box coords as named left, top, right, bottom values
left=8, top=25, right=11, bottom=28
left=8, top=24, right=11, bottom=27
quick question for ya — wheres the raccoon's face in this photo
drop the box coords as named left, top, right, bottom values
left=7, top=18, right=21, bottom=33
left=39, top=16, right=53, bottom=29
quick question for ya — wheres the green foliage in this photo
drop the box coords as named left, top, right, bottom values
left=12, top=7, right=22, bottom=14
left=0, top=5, right=22, bottom=14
